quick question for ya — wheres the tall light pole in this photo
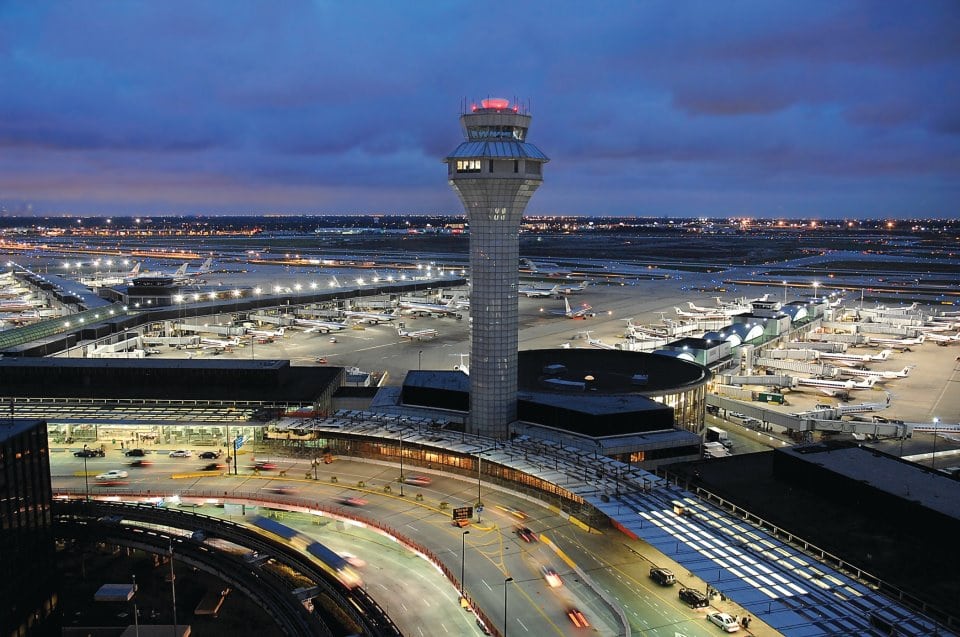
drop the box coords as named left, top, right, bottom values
left=169, top=538, right=178, bottom=637
left=782, top=280, right=788, bottom=303
left=82, top=444, right=90, bottom=503
left=418, top=350, right=423, bottom=371
left=932, top=417, right=940, bottom=471
left=503, top=577, right=514, bottom=637
left=132, top=574, right=139, bottom=637
left=476, top=451, right=483, bottom=522
left=398, top=431, right=405, bottom=497
left=813, top=281, right=820, bottom=302
left=460, top=530, right=470, bottom=598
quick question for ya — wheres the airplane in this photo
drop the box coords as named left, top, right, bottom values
left=836, top=366, right=914, bottom=382
left=341, top=308, right=401, bottom=324
left=818, top=349, right=892, bottom=364
left=580, top=331, right=617, bottom=350
left=623, top=318, right=667, bottom=339
left=79, top=261, right=142, bottom=287
left=200, top=336, right=240, bottom=350
left=519, top=284, right=560, bottom=298
left=246, top=326, right=286, bottom=338
left=294, top=318, right=348, bottom=333
left=927, top=332, right=960, bottom=345
left=794, top=376, right=877, bottom=396
left=452, top=353, right=470, bottom=375
left=396, top=326, right=439, bottom=341
left=520, top=258, right=571, bottom=277
left=548, top=297, right=594, bottom=319
left=864, top=334, right=925, bottom=348
left=687, top=301, right=750, bottom=317
left=675, top=306, right=727, bottom=319
left=398, top=296, right=464, bottom=317
left=136, top=257, right=214, bottom=284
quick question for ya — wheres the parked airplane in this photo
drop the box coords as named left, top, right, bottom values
left=675, top=306, right=727, bottom=319
left=580, top=331, right=617, bottom=350
left=795, top=376, right=877, bottom=396
left=246, top=326, right=285, bottom=338
left=687, top=301, right=750, bottom=317
left=927, top=332, right=960, bottom=345
left=398, top=296, right=464, bottom=317
left=453, top=353, right=470, bottom=375
left=549, top=297, right=594, bottom=319
left=294, top=318, right=348, bottom=333
left=396, top=326, right=439, bottom=341
left=520, top=258, right=572, bottom=278
left=818, top=349, right=892, bottom=364
left=341, top=308, right=401, bottom=324
left=80, top=261, right=141, bottom=287
left=137, top=257, right=214, bottom=284
left=836, top=366, right=914, bottom=382
left=865, top=334, right=925, bottom=348
left=519, top=284, right=560, bottom=298
left=200, top=337, right=240, bottom=350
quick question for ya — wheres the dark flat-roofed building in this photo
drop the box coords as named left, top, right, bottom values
left=0, top=419, right=59, bottom=636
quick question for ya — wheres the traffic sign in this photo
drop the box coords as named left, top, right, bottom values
left=452, top=506, right=473, bottom=521
left=234, top=435, right=245, bottom=450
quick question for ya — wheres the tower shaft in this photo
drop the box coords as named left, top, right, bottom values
left=445, top=99, right=548, bottom=439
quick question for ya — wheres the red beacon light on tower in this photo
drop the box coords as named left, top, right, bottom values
left=481, top=98, right=510, bottom=111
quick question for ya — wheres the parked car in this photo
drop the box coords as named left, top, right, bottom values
left=96, top=470, right=129, bottom=480
left=679, top=587, right=709, bottom=608
left=124, top=448, right=146, bottom=457
left=74, top=448, right=104, bottom=458
left=706, top=611, right=741, bottom=632
left=649, top=567, right=676, bottom=586
left=169, top=450, right=192, bottom=458
left=198, top=450, right=222, bottom=459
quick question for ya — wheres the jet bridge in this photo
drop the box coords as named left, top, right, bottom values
left=754, top=357, right=837, bottom=377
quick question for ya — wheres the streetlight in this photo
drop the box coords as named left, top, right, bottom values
left=932, top=417, right=940, bottom=470
left=132, top=574, right=139, bottom=637
left=813, top=281, right=820, bottom=302
left=782, top=280, right=788, bottom=303
left=460, top=530, right=470, bottom=598
left=476, top=451, right=483, bottom=522
left=82, top=444, right=90, bottom=503
left=418, top=350, right=423, bottom=371
left=503, top=577, right=514, bottom=637
left=398, top=430, right=405, bottom=497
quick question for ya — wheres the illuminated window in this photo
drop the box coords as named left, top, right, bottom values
left=456, top=159, right=481, bottom=173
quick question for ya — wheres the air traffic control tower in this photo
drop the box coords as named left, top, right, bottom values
left=445, top=98, right=548, bottom=438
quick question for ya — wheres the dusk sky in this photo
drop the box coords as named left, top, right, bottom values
left=1, top=1, right=958, bottom=218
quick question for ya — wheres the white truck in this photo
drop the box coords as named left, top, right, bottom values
left=705, top=426, right=733, bottom=450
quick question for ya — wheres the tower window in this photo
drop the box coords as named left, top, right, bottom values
left=456, top=159, right=482, bottom=173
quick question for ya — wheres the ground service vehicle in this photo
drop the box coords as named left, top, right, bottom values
left=649, top=567, right=676, bottom=586
left=679, top=587, right=709, bottom=608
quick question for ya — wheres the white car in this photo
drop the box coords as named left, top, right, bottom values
left=541, top=566, right=563, bottom=588
left=96, top=470, right=129, bottom=480
left=706, top=611, right=740, bottom=632
left=169, top=450, right=192, bottom=458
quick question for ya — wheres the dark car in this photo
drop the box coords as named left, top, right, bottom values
left=128, top=459, right=153, bottom=468
left=124, top=448, right=146, bottom=457
left=515, top=526, right=538, bottom=543
left=678, top=587, right=709, bottom=608
left=198, top=450, right=222, bottom=460
left=74, top=448, right=104, bottom=458
left=650, top=567, right=676, bottom=586
left=201, top=462, right=225, bottom=471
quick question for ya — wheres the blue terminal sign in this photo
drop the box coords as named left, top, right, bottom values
left=234, top=435, right=245, bottom=450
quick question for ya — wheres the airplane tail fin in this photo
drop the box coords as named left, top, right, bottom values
left=330, top=276, right=341, bottom=288
left=174, top=263, right=188, bottom=277
left=199, top=257, right=213, bottom=273
left=877, top=349, right=891, bottom=360
left=129, top=262, right=141, bottom=276
left=564, top=297, right=572, bottom=315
